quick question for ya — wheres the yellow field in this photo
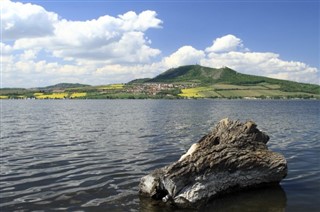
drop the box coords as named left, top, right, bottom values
left=0, top=95, right=9, bottom=99
left=34, top=93, right=68, bottom=99
left=178, top=85, right=318, bottom=99
left=97, top=84, right=124, bottom=90
left=179, top=87, right=209, bottom=98
left=70, top=92, right=87, bottom=98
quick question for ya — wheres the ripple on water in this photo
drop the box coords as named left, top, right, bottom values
left=1, top=100, right=319, bottom=211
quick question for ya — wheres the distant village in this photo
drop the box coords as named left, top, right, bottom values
left=0, top=83, right=198, bottom=99
left=47, top=83, right=197, bottom=96
left=115, top=83, right=196, bottom=96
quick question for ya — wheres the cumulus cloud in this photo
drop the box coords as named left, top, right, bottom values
left=205, top=34, right=248, bottom=53
left=12, top=9, right=162, bottom=63
left=118, top=10, right=163, bottom=31
left=19, top=49, right=39, bottom=61
left=2, top=58, right=95, bottom=87
left=1, top=0, right=58, bottom=40
left=2, top=57, right=163, bottom=87
left=94, top=63, right=165, bottom=83
left=200, top=50, right=319, bottom=84
left=163, top=46, right=205, bottom=68
left=1, top=42, right=13, bottom=55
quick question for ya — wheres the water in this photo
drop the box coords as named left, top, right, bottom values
left=1, top=99, right=319, bottom=211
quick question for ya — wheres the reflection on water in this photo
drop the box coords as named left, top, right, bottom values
left=140, top=185, right=286, bottom=212
left=1, top=100, right=319, bottom=211
left=204, top=186, right=286, bottom=212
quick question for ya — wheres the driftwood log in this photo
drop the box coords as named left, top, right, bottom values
left=139, top=118, right=287, bottom=208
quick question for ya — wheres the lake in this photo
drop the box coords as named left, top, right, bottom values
left=1, top=99, right=319, bottom=211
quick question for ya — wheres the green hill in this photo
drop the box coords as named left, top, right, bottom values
left=149, top=65, right=227, bottom=84
left=147, top=65, right=319, bottom=95
left=39, top=83, right=90, bottom=90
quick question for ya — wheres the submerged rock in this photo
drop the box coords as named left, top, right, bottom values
left=139, top=118, right=287, bottom=208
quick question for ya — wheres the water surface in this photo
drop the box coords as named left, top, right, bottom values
left=1, top=100, right=319, bottom=211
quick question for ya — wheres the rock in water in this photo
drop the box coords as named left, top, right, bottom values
left=139, top=118, right=288, bottom=208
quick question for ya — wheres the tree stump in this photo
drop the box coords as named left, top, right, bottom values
left=139, top=118, right=288, bottom=208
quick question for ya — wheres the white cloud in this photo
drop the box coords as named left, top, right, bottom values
left=1, top=0, right=58, bottom=40
left=94, top=63, right=165, bottom=84
left=205, top=34, right=247, bottom=53
left=202, top=51, right=278, bottom=70
left=19, top=50, right=39, bottom=61
left=163, top=46, right=205, bottom=68
left=12, top=9, right=162, bottom=63
left=2, top=58, right=94, bottom=87
left=1, top=42, right=13, bottom=55
left=118, top=10, right=163, bottom=31
left=201, top=51, right=319, bottom=84
left=2, top=58, right=164, bottom=87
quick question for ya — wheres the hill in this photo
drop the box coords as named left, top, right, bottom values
left=148, top=65, right=227, bottom=84
left=38, top=83, right=90, bottom=91
left=146, top=65, right=319, bottom=95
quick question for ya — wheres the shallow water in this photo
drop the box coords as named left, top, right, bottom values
left=1, top=99, right=319, bottom=211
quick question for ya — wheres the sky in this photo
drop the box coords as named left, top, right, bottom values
left=1, top=0, right=319, bottom=88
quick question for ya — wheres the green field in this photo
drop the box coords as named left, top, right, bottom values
left=178, top=84, right=319, bottom=99
left=212, top=84, right=267, bottom=90
left=217, top=89, right=285, bottom=98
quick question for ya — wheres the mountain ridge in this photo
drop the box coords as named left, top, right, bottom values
left=37, top=83, right=90, bottom=90
left=131, top=65, right=319, bottom=94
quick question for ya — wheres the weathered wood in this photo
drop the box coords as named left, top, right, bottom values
left=139, top=118, right=287, bottom=208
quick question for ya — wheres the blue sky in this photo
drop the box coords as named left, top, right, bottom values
left=2, top=0, right=319, bottom=87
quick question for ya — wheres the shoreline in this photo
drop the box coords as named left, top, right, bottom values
left=1, top=97, right=319, bottom=101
